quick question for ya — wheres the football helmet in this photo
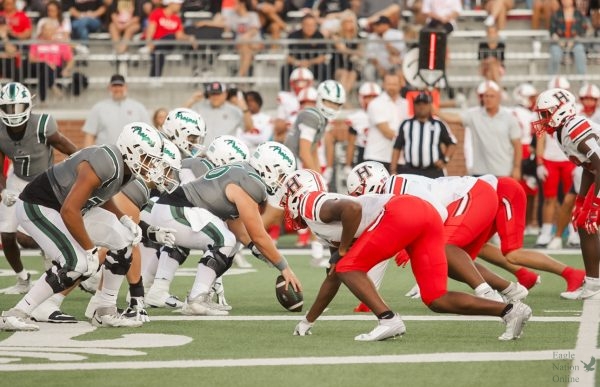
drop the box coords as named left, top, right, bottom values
left=0, top=82, right=32, bottom=127
left=512, top=83, right=537, bottom=108
left=316, top=80, right=346, bottom=120
left=579, top=83, right=600, bottom=99
left=533, top=88, right=577, bottom=135
left=297, top=87, right=318, bottom=105
left=249, top=141, right=297, bottom=195
left=358, top=82, right=382, bottom=109
left=162, top=108, right=207, bottom=157
left=151, top=139, right=182, bottom=193
left=547, top=75, right=570, bottom=90
left=346, top=161, right=390, bottom=196
left=289, top=67, right=314, bottom=95
left=205, top=135, right=249, bottom=167
left=117, top=122, right=164, bottom=182
left=281, top=169, right=328, bottom=231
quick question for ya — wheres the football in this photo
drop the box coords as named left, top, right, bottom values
left=275, top=275, right=303, bottom=312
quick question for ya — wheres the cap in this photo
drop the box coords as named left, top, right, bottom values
left=413, top=91, right=432, bottom=104
left=476, top=80, right=500, bottom=95
left=110, top=74, right=125, bottom=86
left=206, top=82, right=226, bottom=95
left=373, top=16, right=391, bottom=25
left=162, top=0, right=183, bottom=5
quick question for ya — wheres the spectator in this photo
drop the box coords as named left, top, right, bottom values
left=281, top=14, right=328, bottom=89
left=330, top=11, right=362, bottom=97
left=82, top=74, right=151, bottom=146
left=254, top=0, right=287, bottom=41
left=532, top=0, right=559, bottom=29
left=422, top=0, right=462, bottom=34
left=142, top=0, right=196, bottom=78
left=479, top=25, right=505, bottom=83
left=578, top=83, right=600, bottom=123
left=184, top=81, right=253, bottom=143
left=314, top=0, right=350, bottom=16
left=0, top=0, right=32, bottom=41
left=364, top=72, right=408, bottom=172
left=548, top=0, right=589, bottom=75
left=153, top=106, right=168, bottom=128
left=391, top=91, right=457, bottom=177
left=236, top=90, right=273, bottom=153
left=64, top=0, right=107, bottom=45
left=28, top=20, right=75, bottom=103
left=36, top=0, right=72, bottom=41
left=437, top=80, right=522, bottom=179
left=364, top=16, right=405, bottom=82
left=356, top=2, right=403, bottom=27
left=483, top=0, right=514, bottom=30
left=108, top=0, right=143, bottom=54
left=0, top=22, right=19, bottom=81
left=223, top=0, right=263, bottom=77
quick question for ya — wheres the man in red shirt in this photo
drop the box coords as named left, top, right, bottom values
left=0, top=0, right=32, bottom=41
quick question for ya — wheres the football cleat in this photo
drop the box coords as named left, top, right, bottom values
left=146, top=288, right=184, bottom=308
left=354, top=313, right=406, bottom=341
left=405, top=283, right=421, bottom=299
left=546, top=236, right=563, bottom=250
left=31, top=300, right=76, bottom=323
left=560, top=287, right=583, bottom=300
left=501, top=282, right=528, bottom=303
left=499, top=302, right=532, bottom=341
left=0, top=273, right=32, bottom=294
left=181, top=294, right=229, bottom=316
left=92, top=306, right=143, bottom=328
left=0, top=309, right=38, bottom=331
left=535, top=232, right=552, bottom=247
left=581, top=281, right=600, bottom=300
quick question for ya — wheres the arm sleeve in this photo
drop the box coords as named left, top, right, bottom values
left=393, top=122, right=405, bottom=150
left=43, top=114, right=59, bottom=141
left=367, top=99, right=387, bottom=126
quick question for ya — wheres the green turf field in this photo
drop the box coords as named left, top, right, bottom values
left=0, top=240, right=596, bottom=387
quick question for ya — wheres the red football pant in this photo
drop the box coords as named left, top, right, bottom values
left=484, top=177, right=527, bottom=254
left=335, top=195, right=448, bottom=305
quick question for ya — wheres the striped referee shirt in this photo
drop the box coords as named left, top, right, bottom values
left=393, top=117, right=457, bottom=169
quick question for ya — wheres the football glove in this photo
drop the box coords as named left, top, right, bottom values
left=322, top=167, right=333, bottom=184
left=147, top=226, right=176, bottom=247
left=122, top=297, right=150, bottom=323
left=1, top=189, right=17, bottom=207
left=120, top=215, right=142, bottom=246
left=571, top=195, right=586, bottom=231
left=582, top=197, right=600, bottom=234
left=293, top=318, right=313, bottom=336
left=83, top=247, right=100, bottom=278
left=536, top=164, right=548, bottom=181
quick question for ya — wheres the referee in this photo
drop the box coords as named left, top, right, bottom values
left=390, top=92, right=456, bottom=178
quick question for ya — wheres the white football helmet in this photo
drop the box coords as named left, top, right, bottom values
left=297, top=87, right=318, bottom=104
left=533, top=88, right=577, bottom=135
left=512, top=83, right=537, bottom=108
left=162, top=108, right=207, bottom=157
left=281, top=169, right=328, bottom=230
left=151, top=139, right=182, bottom=193
left=579, top=83, right=600, bottom=99
left=347, top=161, right=390, bottom=196
left=117, top=122, right=164, bottom=182
left=289, top=67, right=314, bottom=95
left=249, top=141, right=297, bottom=195
left=548, top=75, right=570, bottom=90
left=316, top=80, right=346, bottom=120
left=0, top=82, right=32, bottom=127
left=205, top=135, right=249, bottom=167
left=358, top=82, right=382, bottom=109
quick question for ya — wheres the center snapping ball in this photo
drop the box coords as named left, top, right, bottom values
left=275, top=275, right=303, bottom=312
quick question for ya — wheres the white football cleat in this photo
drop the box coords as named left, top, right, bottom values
left=499, top=302, right=532, bottom=341
left=354, top=313, right=406, bottom=341
left=560, top=287, right=583, bottom=300
left=479, top=289, right=504, bottom=302
left=0, top=273, right=32, bottom=294
left=181, top=294, right=229, bottom=316
left=535, top=232, right=552, bottom=247
left=146, top=288, right=183, bottom=308
left=501, top=282, right=528, bottom=303
left=566, top=232, right=581, bottom=248
left=91, top=306, right=143, bottom=328
left=0, top=309, right=38, bottom=331
left=581, top=282, right=600, bottom=300
left=546, top=236, right=563, bottom=250
left=31, top=299, right=76, bottom=323
left=405, top=283, right=421, bottom=299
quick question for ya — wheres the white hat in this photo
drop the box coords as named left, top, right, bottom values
left=476, top=80, right=500, bottom=95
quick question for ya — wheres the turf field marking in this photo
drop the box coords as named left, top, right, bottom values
left=568, top=299, right=600, bottom=387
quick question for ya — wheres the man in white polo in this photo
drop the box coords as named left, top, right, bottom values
left=364, top=72, right=408, bottom=172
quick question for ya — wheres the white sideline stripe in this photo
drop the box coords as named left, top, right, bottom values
left=151, top=315, right=580, bottom=322
left=569, top=300, right=600, bottom=387
left=3, top=350, right=600, bottom=372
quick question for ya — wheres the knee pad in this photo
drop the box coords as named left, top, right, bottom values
left=104, top=247, right=132, bottom=276
left=129, top=277, right=144, bottom=298
left=45, top=267, right=80, bottom=293
left=164, top=245, right=190, bottom=265
left=199, top=250, right=233, bottom=277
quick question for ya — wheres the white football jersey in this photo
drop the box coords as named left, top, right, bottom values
left=511, top=105, right=535, bottom=146
left=542, top=133, right=569, bottom=161
left=383, top=175, right=448, bottom=221
left=299, top=192, right=393, bottom=247
left=276, top=91, right=300, bottom=130
left=557, top=115, right=600, bottom=169
left=347, top=109, right=369, bottom=148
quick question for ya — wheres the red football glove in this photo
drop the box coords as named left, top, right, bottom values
left=577, top=196, right=600, bottom=235
left=571, top=195, right=586, bottom=231
left=394, top=249, right=410, bottom=267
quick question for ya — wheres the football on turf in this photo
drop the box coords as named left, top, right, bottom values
left=275, top=275, right=303, bottom=312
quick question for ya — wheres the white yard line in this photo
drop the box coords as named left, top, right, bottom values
left=569, top=300, right=600, bottom=387
left=2, top=350, right=600, bottom=372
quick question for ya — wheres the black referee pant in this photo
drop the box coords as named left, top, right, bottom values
left=396, top=165, right=446, bottom=178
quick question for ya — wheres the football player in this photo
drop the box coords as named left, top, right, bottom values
left=284, top=169, right=532, bottom=341
left=273, top=67, right=314, bottom=143
left=0, top=123, right=175, bottom=330
left=148, top=141, right=301, bottom=315
left=0, top=82, right=78, bottom=295
left=534, top=87, right=600, bottom=299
